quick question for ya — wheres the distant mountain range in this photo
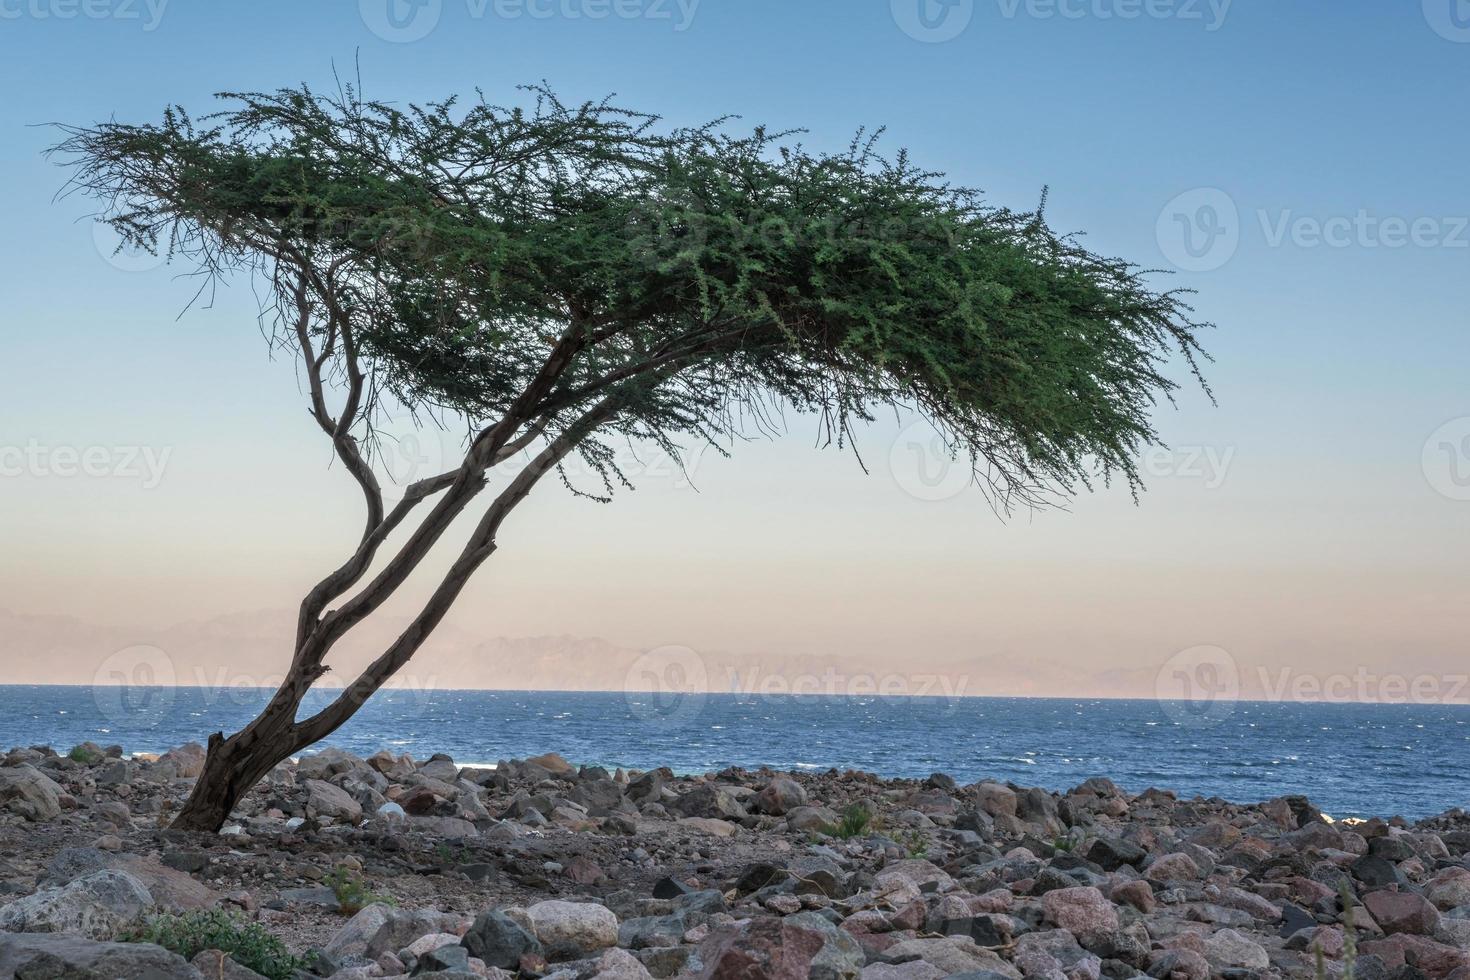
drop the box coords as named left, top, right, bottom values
left=2, top=608, right=1465, bottom=704
left=0, top=606, right=1128, bottom=697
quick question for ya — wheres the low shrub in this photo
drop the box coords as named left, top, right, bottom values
left=123, top=909, right=301, bottom=980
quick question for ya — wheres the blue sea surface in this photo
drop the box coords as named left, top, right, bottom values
left=2, top=685, right=1467, bottom=821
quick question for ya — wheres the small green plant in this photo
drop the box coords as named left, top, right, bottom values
left=124, top=909, right=301, bottom=980
left=433, top=842, right=473, bottom=866
left=822, top=804, right=874, bottom=840
left=899, top=829, right=929, bottom=858
left=327, top=864, right=396, bottom=916
left=1051, top=836, right=1076, bottom=853
left=68, top=744, right=103, bottom=763
left=1314, top=881, right=1360, bottom=980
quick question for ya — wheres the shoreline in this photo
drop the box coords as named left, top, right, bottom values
left=2, top=739, right=1470, bottom=978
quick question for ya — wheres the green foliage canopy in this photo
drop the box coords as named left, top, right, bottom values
left=56, top=82, right=1209, bottom=508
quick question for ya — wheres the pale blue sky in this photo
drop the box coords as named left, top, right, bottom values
left=2, top=1, right=1468, bottom=689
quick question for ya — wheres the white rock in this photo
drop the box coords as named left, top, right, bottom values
left=1204, top=928, right=1270, bottom=971
left=527, top=899, right=618, bottom=960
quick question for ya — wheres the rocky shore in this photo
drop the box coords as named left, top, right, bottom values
left=1, top=742, right=1468, bottom=979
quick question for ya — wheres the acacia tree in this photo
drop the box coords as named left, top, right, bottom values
left=55, top=83, right=1209, bottom=832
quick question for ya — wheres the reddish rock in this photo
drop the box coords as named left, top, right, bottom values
left=1146, top=852, right=1203, bottom=883
left=526, top=752, right=575, bottom=775
left=887, top=901, right=925, bottom=932
left=973, top=782, right=1018, bottom=818
left=399, top=785, right=440, bottom=816
left=1362, top=934, right=1470, bottom=977
left=697, top=912, right=864, bottom=980
left=1041, top=885, right=1119, bottom=947
left=1303, top=926, right=1345, bottom=959
left=1364, top=889, right=1441, bottom=936
left=749, top=778, right=807, bottom=816
left=1217, top=886, right=1282, bottom=921
left=1111, top=879, right=1156, bottom=913
left=562, top=855, right=605, bottom=885
left=1288, top=877, right=1338, bottom=906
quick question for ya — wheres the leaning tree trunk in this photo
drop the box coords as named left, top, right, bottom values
left=165, top=326, right=623, bottom=833
left=170, top=689, right=312, bottom=832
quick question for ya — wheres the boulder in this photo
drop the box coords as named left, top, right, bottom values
left=750, top=778, right=807, bottom=816
left=1041, top=886, right=1120, bottom=949
left=304, top=778, right=364, bottom=822
left=191, top=949, right=273, bottom=979
left=589, top=947, right=655, bottom=979
left=526, top=899, right=619, bottom=960
left=627, top=768, right=670, bottom=803
left=861, top=963, right=946, bottom=980
left=0, top=869, right=153, bottom=940
left=679, top=817, right=739, bottom=837
left=786, top=806, right=840, bottom=833
left=670, top=784, right=746, bottom=821
left=324, top=903, right=398, bottom=959
left=461, top=908, right=543, bottom=969
left=697, top=910, right=865, bottom=979
left=1085, top=836, right=1147, bottom=871
left=363, top=908, right=470, bottom=959
left=1364, top=889, right=1441, bottom=936
left=1147, top=948, right=1210, bottom=980
left=973, top=782, right=1018, bottom=818
left=527, top=752, right=575, bottom=775
left=1145, top=851, right=1202, bottom=883
left=47, top=846, right=218, bottom=911
left=1111, top=879, right=1156, bottom=913
left=0, top=932, right=202, bottom=979
left=417, top=754, right=460, bottom=782
left=1202, top=928, right=1270, bottom=972
left=1427, top=871, right=1470, bottom=911
left=0, top=764, right=64, bottom=820
left=880, top=936, right=1020, bottom=976
left=294, top=746, right=365, bottom=779
left=157, top=742, right=207, bottom=778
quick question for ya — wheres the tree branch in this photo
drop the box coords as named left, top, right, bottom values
left=291, top=393, right=625, bottom=746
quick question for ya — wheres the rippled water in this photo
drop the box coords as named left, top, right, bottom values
left=3, top=685, right=1468, bottom=820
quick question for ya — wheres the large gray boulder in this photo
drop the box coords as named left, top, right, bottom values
left=0, top=869, right=153, bottom=940
left=295, top=746, right=368, bottom=780
left=0, top=763, right=65, bottom=820
left=0, top=932, right=202, bottom=979
left=461, top=908, right=544, bottom=969
left=669, top=784, right=745, bottom=821
left=46, top=846, right=219, bottom=911
left=323, top=902, right=398, bottom=959
left=303, top=778, right=364, bottom=822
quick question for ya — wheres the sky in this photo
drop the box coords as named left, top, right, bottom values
left=1, top=0, right=1468, bottom=703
